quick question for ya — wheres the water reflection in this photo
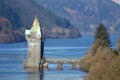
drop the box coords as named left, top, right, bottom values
left=24, top=68, right=44, bottom=80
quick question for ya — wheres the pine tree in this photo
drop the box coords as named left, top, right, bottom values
left=95, top=23, right=111, bottom=47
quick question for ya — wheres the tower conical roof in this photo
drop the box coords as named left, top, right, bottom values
left=31, top=15, right=41, bottom=32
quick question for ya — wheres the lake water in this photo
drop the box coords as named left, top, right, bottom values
left=0, top=35, right=119, bottom=80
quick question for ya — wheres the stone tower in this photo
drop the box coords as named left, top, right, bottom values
left=24, top=15, right=45, bottom=68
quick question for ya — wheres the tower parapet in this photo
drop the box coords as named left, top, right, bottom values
left=24, top=15, right=45, bottom=68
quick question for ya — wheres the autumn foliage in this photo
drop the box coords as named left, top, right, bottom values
left=79, top=24, right=120, bottom=80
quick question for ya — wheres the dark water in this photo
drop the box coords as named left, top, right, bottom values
left=0, top=35, right=119, bottom=80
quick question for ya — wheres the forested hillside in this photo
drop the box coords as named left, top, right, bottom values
left=35, top=0, right=120, bottom=34
left=0, top=0, right=81, bottom=42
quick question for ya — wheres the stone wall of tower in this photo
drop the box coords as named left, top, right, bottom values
left=24, top=32, right=42, bottom=67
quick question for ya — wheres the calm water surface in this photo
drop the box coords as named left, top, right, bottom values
left=0, top=35, right=119, bottom=80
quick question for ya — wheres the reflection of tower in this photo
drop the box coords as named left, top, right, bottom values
left=26, top=68, right=44, bottom=80
left=24, top=15, right=45, bottom=68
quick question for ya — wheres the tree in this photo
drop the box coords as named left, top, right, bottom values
left=95, top=23, right=111, bottom=47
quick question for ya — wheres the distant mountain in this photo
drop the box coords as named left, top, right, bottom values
left=0, top=0, right=81, bottom=42
left=113, top=0, right=120, bottom=4
left=35, top=0, right=120, bottom=34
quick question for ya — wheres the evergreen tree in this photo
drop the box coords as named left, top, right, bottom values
left=95, top=23, right=111, bottom=47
